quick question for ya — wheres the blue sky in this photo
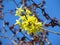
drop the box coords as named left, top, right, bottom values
left=0, top=0, right=60, bottom=45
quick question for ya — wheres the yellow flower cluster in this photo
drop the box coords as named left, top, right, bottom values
left=15, top=6, right=43, bottom=35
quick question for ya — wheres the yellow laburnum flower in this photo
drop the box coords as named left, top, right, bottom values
left=16, top=6, right=24, bottom=16
left=24, top=7, right=32, bottom=15
left=15, top=19, right=21, bottom=25
left=20, top=16, right=27, bottom=21
left=21, top=22, right=29, bottom=29
left=36, top=22, right=42, bottom=27
left=27, top=29, right=33, bottom=34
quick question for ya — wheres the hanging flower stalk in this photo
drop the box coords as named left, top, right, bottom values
left=15, top=6, right=43, bottom=35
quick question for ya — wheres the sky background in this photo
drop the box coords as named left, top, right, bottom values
left=0, top=0, right=60, bottom=45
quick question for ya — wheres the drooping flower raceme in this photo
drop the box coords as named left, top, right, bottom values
left=15, top=6, right=43, bottom=35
